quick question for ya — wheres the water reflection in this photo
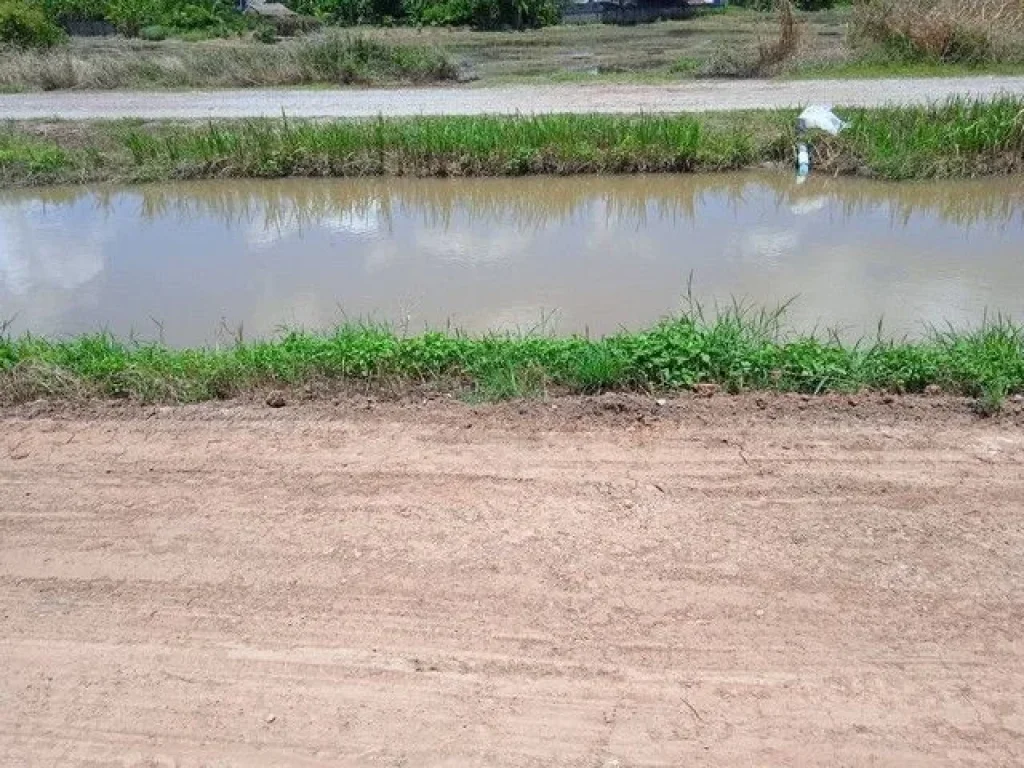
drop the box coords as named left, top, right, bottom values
left=0, top=173, right=1021, bottom=345
left=28, top=173, right=1024, bottom=233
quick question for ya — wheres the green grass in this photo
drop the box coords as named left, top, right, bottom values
left=785, top=59, right=1024, bottom=80
left=3, top=309, right=1024, bottom=407
left=2, top=97, right=1023, bottom=186
left=0, top=131, right=70, bottom=177
left=818, top=98, right=1024, bottom=179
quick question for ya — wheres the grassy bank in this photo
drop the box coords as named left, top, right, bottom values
left=3, top=311, right=1023, bottom=412
left=1, top=98, right=1023, bottom=186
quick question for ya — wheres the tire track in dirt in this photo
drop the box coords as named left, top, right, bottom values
left=2, top=398, right=1023, bottom=766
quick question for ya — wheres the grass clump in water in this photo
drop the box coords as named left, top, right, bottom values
left=2, top=310, right=1023, bottom=407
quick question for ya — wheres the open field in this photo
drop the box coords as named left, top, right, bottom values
left=2, top=397, right=1023, bottom=766
left=3, top=7, right=1024, bottom=92
left=2, top=10, right=841, bottom=91
left=367, top=7, right=855, bottom=81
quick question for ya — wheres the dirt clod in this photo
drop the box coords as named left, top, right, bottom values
left=693, top=383, right=719, bottom=398
left=265, top=392, right=287, bottom=408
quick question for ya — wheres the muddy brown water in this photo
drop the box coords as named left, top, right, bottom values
left=1, top=172, right=1022, bottom=346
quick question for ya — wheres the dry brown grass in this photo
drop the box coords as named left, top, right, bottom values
left=2, top=10, right=856, bottom=90
left=0, top=32, right=457, bottom=91
left=699, top=0, right=802, bottom=77
left=853, top=0, right=1024, bottom=63
left=756, top=0, right=801, bottom=73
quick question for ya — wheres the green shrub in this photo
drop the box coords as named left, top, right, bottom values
left=729, top=0, right=835, bottom=9
left=286, top=0, right=402, bottom=24
left=296, top=31, right=457, bottom=83
left=104, top=0, right=157, bottom=35
left=166, top=3, right=221, bottom=30
left=332, top=0, right=373, bottom=24
left=267, top=12, right=321, bottom=35
left=39, top=0, right=107, bottom=24
left=254, top=22, right=276, bottom=42
left=0, top=2, right=67, bottom=48
left=139, top=23, right=167, bottom=39
left=100, top=0, right=242, bottom=36
left=287, top=0, right=558, bottom=28
left=39, top=0, right=559, bottom=34
left=403, top=0, right=559, bottom=29
left=287, top=0, right=363, bottom=23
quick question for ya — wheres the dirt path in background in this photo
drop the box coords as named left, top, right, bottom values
left=2, top=395, right=1023, bottom=767
left=2, top=76, right=1024, bottom=119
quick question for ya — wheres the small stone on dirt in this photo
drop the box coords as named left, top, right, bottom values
left=265, top=713, right=276, bottom=723
left=755, top=609, right=765, bottom=618
left=848, top=397, right=859, bottom=407
left=924, top=384, right=942, bottom=396
left=655, top=398, right=667, bottom=407
left=265, top=392, right=286, bottom=408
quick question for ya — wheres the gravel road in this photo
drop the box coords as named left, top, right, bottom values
left=3, top=395, right=1023, bottom=766
left=2, top=76, right=1023, bottom=119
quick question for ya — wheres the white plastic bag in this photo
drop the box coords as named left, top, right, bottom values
left=797, top=105, right=847, bottom=136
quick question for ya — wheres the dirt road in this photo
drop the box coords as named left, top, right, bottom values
left=2, top=77, right=1024, bottom=119
left=2, top=396, right=1023, bottom=766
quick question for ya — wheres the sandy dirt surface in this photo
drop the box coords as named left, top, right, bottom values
left=2, top=77, right=1024, bottom=119
left=2, top=395, right=1024, bottom=767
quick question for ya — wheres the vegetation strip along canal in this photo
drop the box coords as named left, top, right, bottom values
left=2, top=98, right=1024, bottom=187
